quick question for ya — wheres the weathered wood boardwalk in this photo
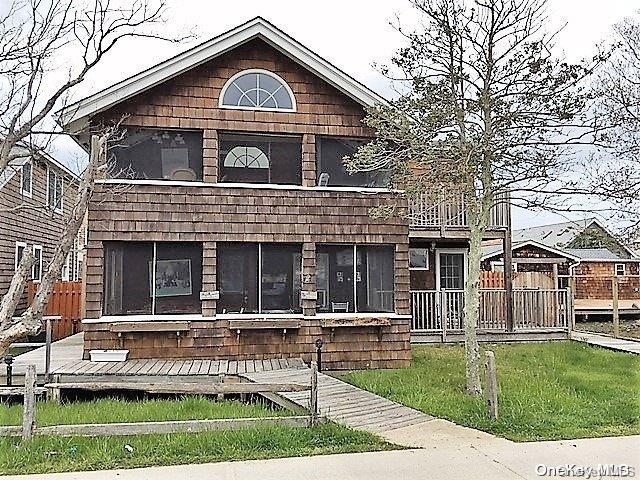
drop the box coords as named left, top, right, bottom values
left=571, top=331, right=640, bottom=355
left=52, top=357, right=306, bottom=377
left=242, top=366, right=431, bottom=433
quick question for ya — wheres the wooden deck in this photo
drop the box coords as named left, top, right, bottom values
left=242, top=366, right=431, bottom=433
left=571, top=331, right=640, bottom=355
left=52, top=357, right=305, bottom=377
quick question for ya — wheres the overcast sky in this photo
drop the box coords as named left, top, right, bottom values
left=53, top=0, right=639, bottom=229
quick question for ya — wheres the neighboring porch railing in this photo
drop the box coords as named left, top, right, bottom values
left=410, top=288, right=570, bottom=333
left=408, top=192, right=509, bottom=229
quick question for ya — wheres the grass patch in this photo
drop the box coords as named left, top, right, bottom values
left=340, top=342, right=640, bottom=441
left=0, top=397, right=290, bottom=426
left=0, top=423, right=396, bottom=475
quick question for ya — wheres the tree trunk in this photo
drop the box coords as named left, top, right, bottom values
left=464, top=197, right=491, bottom=396
left=0, top=134, right=107, bottom=357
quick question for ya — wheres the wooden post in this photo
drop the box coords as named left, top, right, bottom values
left=44, top=317, right=52, bottom=384
left=568, top=277, right=576, bottom=331
left=310, top=361, right=318, bottom=426
left=48, top=374, right=61, bottom=403
left=485, top=351, right=499, bottom=421
left=612, top=276, right=620, bottom=338
left=22, top=364, right=36, bottom=441
left=503, top=211, right=514, bottom=332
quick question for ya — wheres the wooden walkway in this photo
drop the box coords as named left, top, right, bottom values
left=571, top=331, right=640, bottom=355
left=52, top=357, right=305, bottom=377
left=242, top=366, right=431, bottom=434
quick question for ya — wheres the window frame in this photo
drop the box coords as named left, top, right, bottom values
left=316, top=244, right=395, bottom=314
left=435, top=248, right=468, bottom=291
left=219, top=69, right=297, bottom=113
left=14, top=241, right=27, bottom=270
left=217, top=243, right=303, bottom=314
left=46, top=167, right=64, bottom=214
left=409, top=248, right=430, bottom=271
left=32, top=244, right=43, bottom=282
left=20, top=161, right=32, bottom=198
left=615, top=263, right=626, bottom=276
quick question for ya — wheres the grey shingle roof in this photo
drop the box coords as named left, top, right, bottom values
left=564, top=248, right=626, bottom=261
left=512, top=218, right=595, bottom=248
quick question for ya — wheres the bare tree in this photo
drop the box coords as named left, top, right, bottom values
left=0, top=0, right=181, bottom=356
left=591, top=12, right=640, bottom=237
left=347, top=0, right=602, bottom=395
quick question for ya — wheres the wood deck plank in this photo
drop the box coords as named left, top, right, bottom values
left=198, top=360, right=211, bottom=375
left=188, top=360, right=202, bottom=376
left=219, top=360, right=228, bottom=375
left=208, top=360, right=220, bottom=375
left=167, top=361, right=184, bottom=376
left=178, top=361, right=193, bottom=376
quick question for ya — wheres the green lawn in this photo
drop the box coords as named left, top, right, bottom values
left=340, top=342, right=640, bottom=441
left=0, top=397, right=396, bottom=474
left=0, top=397, right=290, bottom=426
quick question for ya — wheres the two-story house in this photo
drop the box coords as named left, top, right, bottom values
left=59, top=18, right=413, bottom=370
left=0, top=148, right=81, bottom=314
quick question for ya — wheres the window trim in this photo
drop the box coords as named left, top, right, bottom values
left=32, top=244, right=43, bottom=282
left=615, top=263, right=626, bottom=276
left=20, top=161, right=32, bottom=198
left=219, top=68, right=297, bottom=112
left=435, top=248, right=468, bottom=291
left=14, top=241, right=27, bottom=270
left=46, top=167, right=64, bottom=214
left=409, top=247, right=430, bottom=271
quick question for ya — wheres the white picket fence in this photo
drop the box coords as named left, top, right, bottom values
left=410, top=289, right=570, bottom=332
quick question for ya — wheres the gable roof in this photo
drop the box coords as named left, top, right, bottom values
left=0, top=146, right=79, bottom=191
left=58, top=17, right=387, bottom=133
left=513, top=218, right=636, bottom=258
left=481, top=240, right=580, bottom=262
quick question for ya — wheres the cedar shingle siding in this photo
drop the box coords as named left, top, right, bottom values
left=82, top=38, right=412, bottom=369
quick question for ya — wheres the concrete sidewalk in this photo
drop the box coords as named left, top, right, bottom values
left=5, top=426, right=638, bottom=480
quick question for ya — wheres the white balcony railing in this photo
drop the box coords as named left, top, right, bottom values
left=410, top=289, right=570, bottom=333
left=408, top=192, right=509, bottom=229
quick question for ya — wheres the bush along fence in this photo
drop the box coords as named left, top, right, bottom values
left=0, top=363, right=321, bottom=440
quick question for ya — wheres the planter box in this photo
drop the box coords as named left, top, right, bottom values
left=89, top=349, right=129, bottom=362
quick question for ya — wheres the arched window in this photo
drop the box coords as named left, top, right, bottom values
left=219, top=69, right=296, bottom=111
left=223, top=146, right=269, bottom=169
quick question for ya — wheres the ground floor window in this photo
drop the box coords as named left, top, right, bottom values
left=103, top=242, right=202, bottom=315
left=217, top=243, right=302, bottom=314
left=438, top=252, right=465, bottom=290
left=316, top=245, right=394, bottom=313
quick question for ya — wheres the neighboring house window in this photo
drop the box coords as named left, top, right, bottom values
left=20, top=161, right=32, bottom=197
left=47, top=168, right=63, bottom=213
left=103, top=242, right=203, bottom=315
left=14, top=241, right=27, bottom=270
left=32, top=245, right=43, bottom=281
left=219, top=69, right=296, bottom=111
left=110, top=129, right=204, bottom=181
left=62, top=251, right=73, bottom=281
left=217, top=243, right=302, bottom=314
left=218, top=133, right=302, bottom=185
left=615, top=263, right=626, bottom=276
left=316, top=245, right=394, bottom=314
left=316, top=137, right=391, bottom=188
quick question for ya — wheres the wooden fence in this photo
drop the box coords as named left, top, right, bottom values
left=27, top=281, right=83, bottom=340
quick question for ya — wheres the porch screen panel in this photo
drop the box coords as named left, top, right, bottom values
left=261, top=244, right=302, bottom=313
left=153, top=243, right=203, bottom=314
left=219, top=133, right=302, bottom=185
left=103, top=242, right=153, bottom=315
left=316, top=245, right=355, bottom=313
left=110, top=129, right=203, bottom=181
left=217, top=243, right=258, bottom=313
left=356, top=246, right=395, bottom=312
left=316, top=137, right=391, bottom=187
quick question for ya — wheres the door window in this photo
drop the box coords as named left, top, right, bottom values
left=439, top=253, right=465, bottom=289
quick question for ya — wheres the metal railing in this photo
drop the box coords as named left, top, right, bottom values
left=410, top=288, right=570, bottom=333
left=408, top=192, right=509, bottom=229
